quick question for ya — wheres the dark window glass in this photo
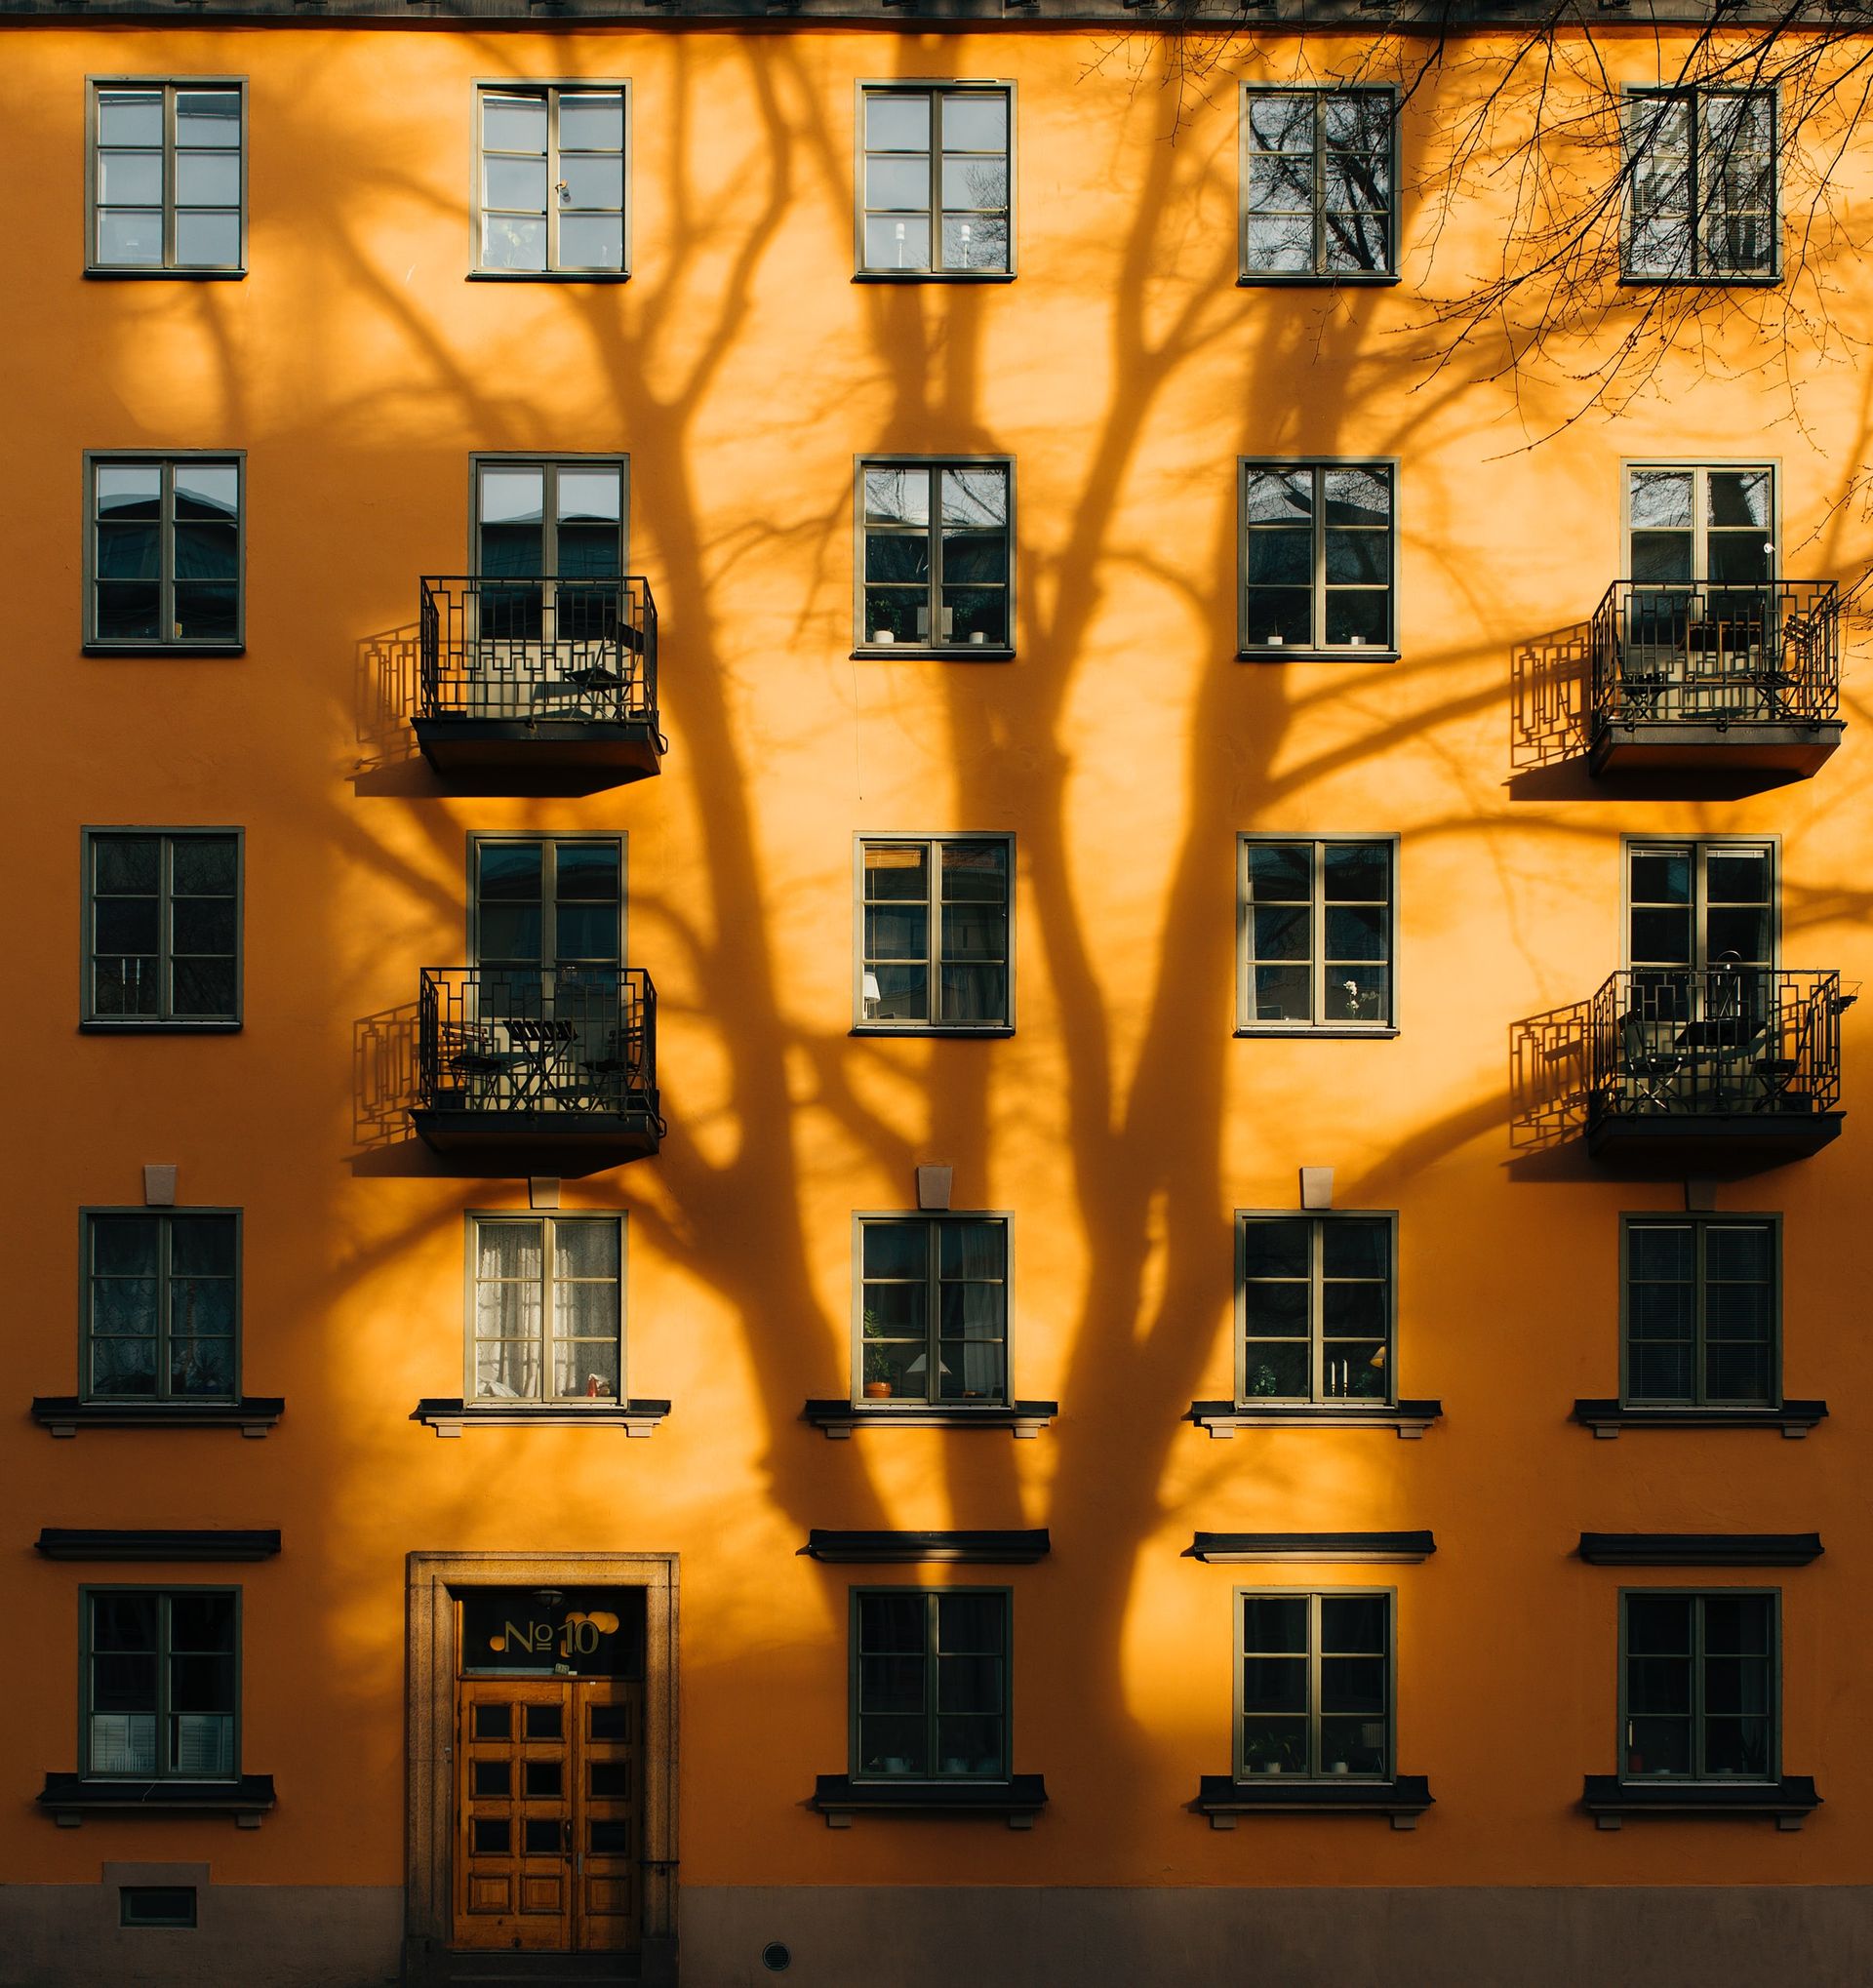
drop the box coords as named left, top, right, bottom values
left=1625, top=90, right=1775, bottom=281
left=93, top=82, right=243, bottom=273
left=87, top=1211, right=238, bottom=1404
left=860, top=838, right=1010, bottom=1027
left=861, top=88, right=1011, bottom=275
left=1244, top=89, right=1394, bottom=278
left=1242, top=839, right=1393, bottom=1027
left=1624, top=1216, right=1775, bottom=1408
left=860, top=1215, right=1008, bottom=1406
left=1239, top=1591, right=1392, bottom=1780
left=86, top=832, right=239, bottom=1023
left=86, top=1589, right=237, bottom=1780
left=1243, top=462, right=1393, bottom=653
left=855, top=1589, right=1010, bottom=1780
left=1240, top=1214, right=1394, bottom=1407
left=1623, top=1591, right=1774, bottom=1781
left=90, top=458, right=242, bottom=647
left=860, top=462, right=1011, bottom=650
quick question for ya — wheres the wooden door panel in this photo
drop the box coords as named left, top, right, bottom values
left=454, top=1680, right=573, bottom=1953
left=574, top=1681, right=640, bottom=1952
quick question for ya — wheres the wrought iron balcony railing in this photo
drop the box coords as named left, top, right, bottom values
left=1590, top=580, right=1840, bottom=734
left=1588, top=968, right=1845, bottom=1136
left=415, top=966, right=660, bottom=1138
left=418, top=576, right=661, bottom=733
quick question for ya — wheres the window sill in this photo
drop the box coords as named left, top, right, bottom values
left=82, top=643, right=245, bottom=658
left=1576, top=1531, right=1822, bottom=1568
left=465, top=269, right=632, bottom=283
left=802, top=1528, right=1050, bottom=1565
left=1616, top=273, right=1782, bottom=289
left=413, top=1397, right=670, bottom=1438
left=850, top=1025, right=1016, bottom=1039
left=38, top=1773, right=275, bottom=1827
left=84, top=266, right=247, bottom=281
left=1573, top=1399, right=1826, bottom=1440
left=851, top=647, right=1015, bottom=663
left=1187, top=1531, right=1435, bottom=1565
left=1235, top=1025, right=1399, bottom=1040
left=1196, top=1772, right=1432, bottom=1829
left=812, top=1773, right=1046, bottom=1828
left=853, top=270, right=1017, bottom=285
left=1238, top=648, right=1399, bottom=665
left=32, top=1396, right=282, bottom=1438
left=1188, top=1399, right=1441, bottom=1440
left=79, top=1019, right=243, bottom=1034
left=1582, top=1774, right=1818, bottom=1829
left=804, top=1399, right=1056, bottom=1440
left=1236, top=272, right=1402, bottom=288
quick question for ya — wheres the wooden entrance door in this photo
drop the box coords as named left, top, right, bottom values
left=454, top=1676, right=640, bottom=1953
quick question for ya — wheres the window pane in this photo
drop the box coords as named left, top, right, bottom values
left=175, top=213, right=240, bottom=267
left=99, top=151, right=162, bottom=204
left=864, top=216, right=932, bottom=271
left=486, top=155, right=548, bottom=212
left=867, top=156, right=929, bottom=209
left=1242, top=1218, right=1310, bottom=1279
left=866, top=96, right=932, bottom=151
left=98, top=90, right=163, bottom=145
left=175, top=152, right=239, bottom=207
left=485, top=93, right=548, bottom=152
left=558, top=216, right=624, bottom=269
left=176, top=92, right=241, bottom=146
left=1626, top=1594, right=1693, bottom=1654
left=863, top=1221, right=929, bottom=1280
left=558, top=93, right=624, bottom=150
left=484, top=217, right=547, bottom=271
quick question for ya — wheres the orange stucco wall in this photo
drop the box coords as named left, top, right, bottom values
left=5, top=16, right=1872, bottom=1911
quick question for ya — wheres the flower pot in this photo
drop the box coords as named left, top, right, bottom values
left=863, top=1380, right=893, bottom=1401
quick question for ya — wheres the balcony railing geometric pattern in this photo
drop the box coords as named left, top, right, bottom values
left=1587, top=967, right=1844, bottom=1153
left=1589, top=580, right=1840, bottom=754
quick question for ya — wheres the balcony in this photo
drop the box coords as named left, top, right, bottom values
left=414, top=577, right=664, bottom=778
left=411, top=966, right=663, bottom=1165
left=1589, top=581, right=1842, bottom=776
left=1587, top=968, right=1846, bottom=1165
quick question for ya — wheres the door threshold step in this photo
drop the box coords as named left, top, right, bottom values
left=439, top=1960, right=640, bottom=1984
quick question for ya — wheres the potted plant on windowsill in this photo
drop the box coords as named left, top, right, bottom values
left=862, top=1340, right=894, bottom=1401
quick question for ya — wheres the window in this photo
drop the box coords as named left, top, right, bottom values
left=87, top=455, right=243, bottom=649
left=83, top=1588, right=238, bottom=1780
left=1241, top=461, right=1395, bottom=656
left=1238, top=837, right=1395, bottom=1030
left=1624, top=89, right=1776, bottom=282
left=1621, top=1590, right=1776, bottom=1781
left=476, top=86, right=627, bottom=275
left=1237, top=1591, right=1392, bottom=1779
left=857, top=85, right=1011, bottom=276
left=857, top=836, right=1011, bottom=1029
left=858, top=1214, right=1008, bottom=1406
left=1238, top=1213, right=1394, bottom=1407
left=1623, top=1215, right=1777, bottom=1409
left=1241, top=88, right=1395, bottom=280
left=83, top=830, right=241, bottom=1026
left=472, top=835, right=624, bottom=976
left=858, top=459, right=1012, bottom=653
left=1626, top=839, right=1774, bottom=978
left=470, top=1213, right=622, bottom=1404
left=1627, top=462, right=1773, bottom=600
left=852, top=1588, right=1010, bottom=1780
left=120, top=1887, right=198, bottom=1928
left=84, top=1211, right=239, bottom=1404
left=88, top=80, right=244, bottom=274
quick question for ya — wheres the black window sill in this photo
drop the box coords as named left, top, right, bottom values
left=803, top=1528, right=1050, bottom=1565
left=413, top=1397, right=670, bottom=1438
left=1616, top=272, right=1781, bottom=289
left=1187, top=1531, right=1435, bottom=1565
left=36, top=1528, right=280, bottom=1562
left=1238, top=648, right=1399, bottom=665
left=1577, top=1531, right=1822, bottom=1568
left=1573, top=1399, right=1826, bottom=1440
left=1196, top=1772, right=1433, bottom=1829
left=1188, top=1400, right=1441, bottom=1441
left=804, top=1399, right=1056, bottom=1440
left=33, top=1396, right=282, bottom=1438
left=813, top=1773, right=1046, bottom=1828
left=853, top=270, right=1017, bottom=286
left=1235, top=1025, right=1399, bottom=1040
left=1236, top=271, right=1402, bottom=288
left=39, top=1773, right=275, bottom=1827
left=851, top=646, right=1015, bottom=663
left=850, top=1025, right=1016, bottom=1039
left=82, top=643, right=246, bottom=658
left=79, top=1019, right=243, bottom=1034
left=85, top=266, right=247, bottom=282
left=466, top=269, right=632, bottom=283
left=1582, top=1774, right=1817, bottom=1830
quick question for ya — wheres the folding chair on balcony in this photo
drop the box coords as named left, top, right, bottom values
left=1618, top=1013, right=1684, bottom=1112
left=437, top=1021, right=528, bottom=1106
left=1616, top=649, right=1674, bottom=721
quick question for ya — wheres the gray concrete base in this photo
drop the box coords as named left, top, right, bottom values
left=0, top=1880, right=402, bottom=1988
left=679, top=1885, right=1873, bottom=1988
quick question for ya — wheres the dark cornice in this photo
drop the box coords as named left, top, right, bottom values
left=803, top=1529, right=1051, bottom=1563
left=34, top=1529, right=281, bottom=1562
left=1576, top=1531, right=1822, bottom=1567
left=1187, top=1531, right=1434, bottom=1564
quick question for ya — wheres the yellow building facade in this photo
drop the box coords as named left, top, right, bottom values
left=4, top=7, right=1872, bottom=1984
